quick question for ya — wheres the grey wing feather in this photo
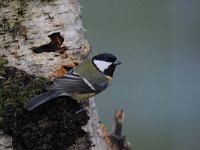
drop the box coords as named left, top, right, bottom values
left=46, top=74, right=96, bottom=93
left=95, top=80, right=109, bottom=91
left=25, top=72, right=95, bottom=111
left=24, top=89, right=70, bottom=111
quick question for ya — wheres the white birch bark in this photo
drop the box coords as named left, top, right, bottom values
left=0, top=0, right=90, bottom=77
left=0, top=0, right=109, bottom=149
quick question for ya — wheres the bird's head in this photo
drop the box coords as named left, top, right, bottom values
left=92, top=53, right=121, bottom=77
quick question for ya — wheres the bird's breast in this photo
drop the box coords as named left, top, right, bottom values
left=71, top=92, right=96, bottom=101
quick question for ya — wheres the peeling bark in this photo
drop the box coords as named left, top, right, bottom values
left=0, top=0, right=131, bottom=150
left=0, top=0, right=90, bottom=78
left=0, top=0, right=101, bottom=149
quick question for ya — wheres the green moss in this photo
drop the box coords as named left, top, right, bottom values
left=0, top=57, right=90, bottom=149
left=0, top=57, right=8, bottom=75
left=0, top=56, right=51, bottom=114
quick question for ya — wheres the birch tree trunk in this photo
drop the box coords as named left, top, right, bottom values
left=0, top=0, right=109, bottom=149
left=0, top=0, right=90, bottom=77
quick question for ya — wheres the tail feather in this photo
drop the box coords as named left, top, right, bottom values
left=24, top=90, right=69, bottom=111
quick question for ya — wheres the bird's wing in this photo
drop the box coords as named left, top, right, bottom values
left=46, top=71, right=96, bottom=93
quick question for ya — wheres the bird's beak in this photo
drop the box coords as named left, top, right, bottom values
left=113, top=60, right=121, bottom=65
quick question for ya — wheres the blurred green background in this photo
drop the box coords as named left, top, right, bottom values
left=80, top=0, right=200, bottom=150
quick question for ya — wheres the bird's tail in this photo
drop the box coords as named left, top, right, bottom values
left=24, top=90, right=69, bottom=111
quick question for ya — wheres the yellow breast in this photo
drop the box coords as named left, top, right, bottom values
left=71, top=92, right=96, bottom=101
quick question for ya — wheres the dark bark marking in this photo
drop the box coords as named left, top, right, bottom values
left=32, top=32, right=67, bottom=54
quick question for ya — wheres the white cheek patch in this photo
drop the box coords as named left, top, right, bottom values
left=93, top=60, right=112, bottom=72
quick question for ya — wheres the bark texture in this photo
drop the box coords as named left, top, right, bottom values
left=0, top=0, right=110, bottom=150
left=0, top=0, right=90, bottom=77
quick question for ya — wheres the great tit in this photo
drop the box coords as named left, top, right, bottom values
left=25, top=53, right=121, bottom=111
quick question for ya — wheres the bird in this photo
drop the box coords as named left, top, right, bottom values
left=24, top=53, right=121, bottom=111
